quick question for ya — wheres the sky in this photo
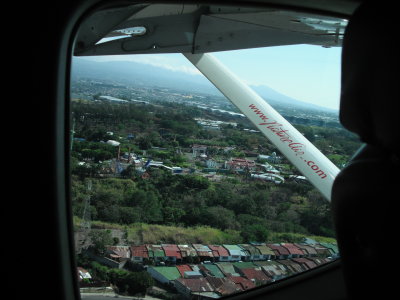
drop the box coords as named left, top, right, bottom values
left=84, top=44, right=342, bottom=110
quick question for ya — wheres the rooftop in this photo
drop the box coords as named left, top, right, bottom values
left=149, top=266, right=181, bottom=281
left=176, top=277, right=215, bottom=292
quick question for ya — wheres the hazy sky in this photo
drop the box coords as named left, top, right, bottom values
left=83, top=44, right=342, bottom=110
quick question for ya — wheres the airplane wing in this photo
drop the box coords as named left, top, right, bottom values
left=74, top=3, right=350, bottom=56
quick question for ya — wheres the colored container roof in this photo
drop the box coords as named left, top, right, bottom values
left=206, top=277, right=240, bottom=296
left=106, top=246, right=131, bottom=259
left=239, top=267, right=271, bottom=283
left=178, top=244, right=197, bottom=257
left=319, top=243, right=339, bottom=255
left=146, top=245, right=165, bottom=257
left=227, top=275, right=256, bottom=291
left=239, top=244, right=261, bottom=256
left=291, top=258, right=318, bottom=270
left=215, top=262, right=240, bottom=276
left=162, top=244, right=182, bottom=259
left=232, top=262, right=257, bottom=269
left=150, top=266, right=181, bottom=280
left=193, top=244, right=213, bottom=257
left=208, top=245, right=230, bottom=257
left=223, top=244, right=248, bottom=256
left=281, top=243, right=305, bottom=256
left=267, top=244, right=290, bottom=256
left=255, top=261, right=290, bottom=278
left=202, top=264, right=225, bottom=278
left=131, top=245, right=149, bottom=258
left=176, top=265, right=192, bottom=277
left=254, top=244, right=275, bottom=255
left=278, top=260, right=305, bottom=273
left=176, top=277, right=215, bottom=292
left=294, top=243, right=318, bottom=256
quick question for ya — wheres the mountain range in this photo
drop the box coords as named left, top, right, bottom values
left=71, top=57, right=337, bottom=113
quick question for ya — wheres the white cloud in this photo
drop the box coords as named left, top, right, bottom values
left=84, top=54, right=202, bottom=76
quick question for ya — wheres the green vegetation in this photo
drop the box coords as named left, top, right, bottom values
left=71, top=99, right=361, bottom=244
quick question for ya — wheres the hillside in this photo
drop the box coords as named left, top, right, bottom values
left=71, top=57, right=337, bottom=114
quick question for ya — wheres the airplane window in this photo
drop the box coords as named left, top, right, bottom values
left=70, top=3, right=356, bottom=299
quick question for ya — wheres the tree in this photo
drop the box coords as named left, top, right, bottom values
left=121, top=164, right=136, bottom=179
left=89, top=230, right=113, bottom=255
left=203, top=206, right=239, bottom=230
left=241, top=224, right=270, bottom=243
left=108, top=269, right=154, bottom=296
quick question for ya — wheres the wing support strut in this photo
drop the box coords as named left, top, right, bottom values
left=184, top=53, right=339, bottom=200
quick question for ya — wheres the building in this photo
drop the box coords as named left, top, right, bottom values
left=176, top=265, right=193, bottom=277
left=294, top=243, right=318, bottom=257
left=192, top=144, right=208, bottom=158
left=319, top=243, right=340, bottom=258
left=237, top=267, right=272, bottom=285
left=215, top=262, right=240, bottom=277
left=178, top=244, right=198, bottom=261
left=208, top=245, right=231, bottom=262
left=277, top=260, right=306, bottom=274
left=291, top=258, right=318, bottom=270
left=281, top=243, right=305, bottom=258
left=239, top=244, right=263, bottom=261
left=104, top=246, right=130, bottom=268
left=223, top=244, right=248, bottom=261
left=161, top=244, right=182, bottom=263
left=267, top=244, right=290, bottom=259
left=175, top=277, right=217, bottom=299
left=130, top=245, right=148, bottom=263
left=147, top=266, right=181, bottom=286
left=253, top=244, right=275, bottom=260
left=77, top=267, right=92, bottom=282
left=226, top=275, right=256, bottom=291
left=254, top=260, right=289, bottom=280
left=146, top=244, right=166, bottom=263
left=199, top=264, right=226, bottom=278
left=206, top=277, right=241, bottom=297
left=193, top=244, right=214, bottom=261
left=226, top=158, right=256, bottom=172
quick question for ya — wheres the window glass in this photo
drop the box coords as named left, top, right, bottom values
left=71, top=6, right=357, bottom=299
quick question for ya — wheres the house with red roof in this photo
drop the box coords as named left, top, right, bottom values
left=208, top=244, right=231, bottom=262
left=176, top=265, right=193, bottom=277
left=192, top=244, right=214, bottom=261
left=267, top=244, right=290, bottom=259
left=175, top=277, right=216, bottom=299
left=291, top=258, right=318, bottom=270
left=236, top=267, right=272, bottom=285
left=130, top=245, right=148, bottom=263
left=161, top=244, right=182, bottom=263
left=281, top=243, right=305, bottom=258
left=206, top=277, right=241, bottom=296
left=227, top=275, right=256, bottom=291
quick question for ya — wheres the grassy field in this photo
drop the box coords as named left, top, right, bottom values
left=73, top=216, right=336, bottom=245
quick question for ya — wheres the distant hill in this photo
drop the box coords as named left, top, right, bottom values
left=71, top=57, right=337, bottom=113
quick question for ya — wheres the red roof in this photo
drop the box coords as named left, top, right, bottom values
left=208, top=245, right=230, bottom=257
left=176, top=278, right=215, bottom=292
left=162, top=244, right=182, bottom=259
left=292, top=258, right=317, bottom=269
left=130, top=245, right=148, bottom=258
left=267, top=244, right=290, bottom=256
left=206, top=277, right=240, bottom=295
left=281, top=243, right=305, bottom=255
left=227, top=275, right=256, bottom=291
left=239, top=268, right=271, bottom=283
left=176, top=265, right=192, bottom=277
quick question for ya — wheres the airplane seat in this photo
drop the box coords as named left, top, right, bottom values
left=331, top=1, right=399, bottom=299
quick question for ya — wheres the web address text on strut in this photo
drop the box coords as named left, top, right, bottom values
left=248, top=103, right=327, bottom=179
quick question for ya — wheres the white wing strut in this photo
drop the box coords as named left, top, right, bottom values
left=184, top=53, right=339, bottom=201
